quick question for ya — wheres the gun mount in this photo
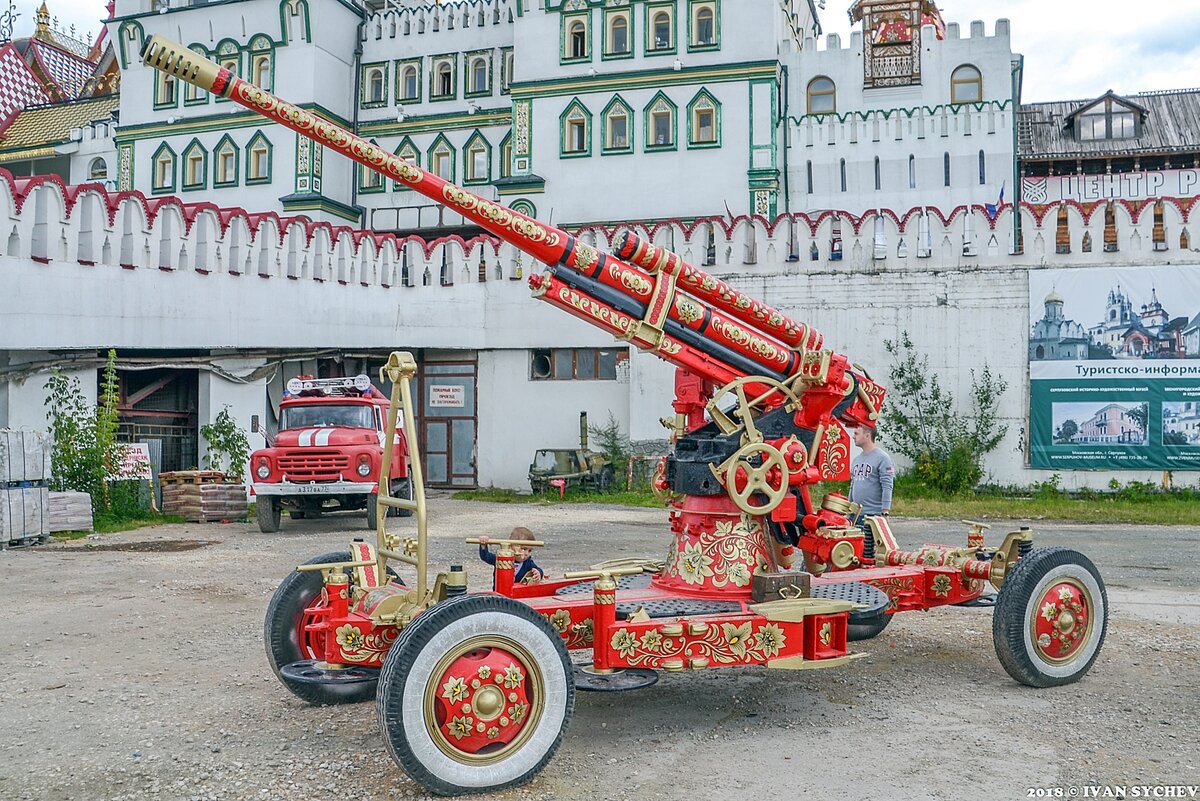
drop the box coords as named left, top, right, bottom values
left=141, top=36, right=1108, bottom=798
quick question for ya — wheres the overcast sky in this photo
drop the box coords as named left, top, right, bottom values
left=12, top=0, right=1200, bottom=102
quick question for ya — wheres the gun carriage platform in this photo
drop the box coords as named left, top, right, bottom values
left=141, top=36, right=1109, bottom=797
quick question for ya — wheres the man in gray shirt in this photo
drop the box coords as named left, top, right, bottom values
left=850, top=426, right=894, bottom=518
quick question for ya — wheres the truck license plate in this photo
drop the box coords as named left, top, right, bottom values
left=292, top=485, right=328, bottom=494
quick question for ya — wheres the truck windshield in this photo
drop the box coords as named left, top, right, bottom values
left=281, top=404, right=376, bottom=430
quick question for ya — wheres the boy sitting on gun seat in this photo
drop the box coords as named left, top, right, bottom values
left=478, top=526, right=544, bottom=584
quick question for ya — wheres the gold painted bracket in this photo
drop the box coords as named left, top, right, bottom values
left=750, top=597, right=860, bottom=622
left=766, top=652, right=868, bottom=671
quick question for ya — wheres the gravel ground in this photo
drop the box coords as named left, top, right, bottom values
left=1, top=494, right=1197, bottom=801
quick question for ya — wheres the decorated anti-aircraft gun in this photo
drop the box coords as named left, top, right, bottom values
left=142, top=37, right=1109, bottom=797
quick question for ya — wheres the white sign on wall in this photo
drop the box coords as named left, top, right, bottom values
left=429, top=385, right=466, bottom=408
left=1023, top=169, right=1200, bottom=204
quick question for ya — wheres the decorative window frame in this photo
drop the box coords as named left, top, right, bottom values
left=806, top=76, right=836, bottom=115
left=181, top=139, right=209, bottom=191
left=499, top=131, right=513, bottom=178
left=361, top=61, right=389, bottom=108
left=950, top=64, right=983, bottom=105
left=603, top=7, right=633, bottom=60
left=150, top=142, right=176, bottom=194
left=500, top=47, right=514, bottom=95
left=463, top=130, right=492, bottom=185
left=248, top=35, right=275, bottom=92
left=687, top=0, right=720, bottom=52
left=430, top=54, right=458, bottom=101
left=153, top=67, right=178, bottom=110
left=645, top=3, right=677, bottom=56
left=601, top=94, right=634, bottom=155
left=427, top=134, right=456, bottom=182
left=560, top=99, right=593, bottom=159
left=213, top=135, right=240, bottom=187
left=183, top=44, right=210, bottom=105
left=464, top=50, right=493, bottom=98
left=393, top=137, right=420, bottom=191
left=395, top=58, right=422, bottom=104
left=215, top=40, right=241, bottom=104
left=643, top=91, right=678, bottom=152
left=510, top=198, right=537, bottom=218
left=561, top=12, right=592, bottom=64
left=687, top=89, right=721, bottom=148
left=245, top=131, right=273, bottom=185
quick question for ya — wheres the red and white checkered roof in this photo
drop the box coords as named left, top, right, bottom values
left=0, top=45, right=50, bottom=131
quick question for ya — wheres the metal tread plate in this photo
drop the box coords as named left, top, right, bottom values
left=812, top=581, right=890, bottom=621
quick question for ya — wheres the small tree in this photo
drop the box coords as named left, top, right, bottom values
left=200, top=405, right=250, bottom=481
left=1054, top=419, right=1078, bottom=444
left=588, top=412, right=629, bottom=491
left=881, top=331, right=1009, bottom=494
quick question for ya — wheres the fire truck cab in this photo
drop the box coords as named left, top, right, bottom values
left=249, top=374, right=411, bottom=532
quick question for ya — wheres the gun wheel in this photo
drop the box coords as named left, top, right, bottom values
left=706, top=375, right=801, bottom=437
left=723, top=441, right=789, bottom=515
left=993, top=547, right=1107, bottom=687
left=377, top=595, right=574, bottom=796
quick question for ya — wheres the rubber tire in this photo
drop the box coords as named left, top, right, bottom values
left=391, top=478, right=414, bottom=518
left=366, top=496, right=379, bottom=530
left=264, top=551, right=400, bottom=705
left=376, top=594, right=575, bottom=796
left=847, top=613, right=893, bottom=642
left=596, top=466, right=615, bottom=493
left=993, top=547, right=1108, bottom=688
left=257, top=498, right=281, bottom=533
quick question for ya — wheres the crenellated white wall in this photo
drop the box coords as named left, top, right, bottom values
left=2, top=171, right=1198, bottom=488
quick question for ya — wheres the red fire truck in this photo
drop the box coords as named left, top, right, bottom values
left=249, top=375, right=411, bottom=532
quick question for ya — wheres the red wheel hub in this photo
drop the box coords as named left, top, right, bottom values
left=429, top=642, right=537, bottom=758
left=1032, top=579, right=1091, bottom=662
left=298, top=593, right=331, bottom=659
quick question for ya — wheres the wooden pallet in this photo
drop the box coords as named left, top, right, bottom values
left=159, top=470, right=227, bottom=486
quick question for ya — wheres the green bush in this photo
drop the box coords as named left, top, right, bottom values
left=201, top=405, right=250, bottom=481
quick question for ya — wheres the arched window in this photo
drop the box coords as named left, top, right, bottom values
left=839, top=158, right=847, bottom=192
left=360, top=140, right=383, bottom=190
left=568, top=20, right=588, bottom=59
left=908, top=154, right=916, bottom=189
left=88, top=157, right=108, bottom=181
left=874, top=156, right=881, bottom=191
left=688, top=90, right=719, bottom=147
left=435, top=61, right=453, bottom=97
left=603, top=96, right=632, bottom=153
left=951, top=64, right=982, bottom=104
left=155, top=69, right=176, bottom=107
left=807, top=76, right=835, bottom=115
left=943, top=152, right=951, bottom=187
left=500, top=135, right=513, bottom=178
left=247, top=133, right=271, bottom=183
left=465, top=133, right=490, bottom=183
left=151, top=145, right=175, bottom=192
left=430, top=138, right=454, bottom=180
left=651, top=10, right=672, bottom=50
left=400, top=64, right=419, bottom=100
left=608, top=14, right=629, bottom=54
left=184, top=46, right=208, bottom=103
left=978, top=149, right=986, bottom=185
left=693, top=4, right=716, bottom=47
left=562, top=101, right=591, bottom=156
left=252, top=53, right=271, bottom=89
left=214, top=137, right=238, bottom=186
left=366, top=66, right=385, bottom=103
left=470, top=58, right=488, bottom=94
left=645, top=93, right=676, bottom=149
left=182, top=140, right=207, bottom=189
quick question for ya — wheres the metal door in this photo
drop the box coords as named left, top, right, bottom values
left=420, top=360, right=477, bottom=488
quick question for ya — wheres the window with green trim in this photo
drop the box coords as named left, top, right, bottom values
left=151, top=144, right=175, bottom=193
left=431, top=56, right=456, bottom=100
left=359, top=140, right=384, bottom=192
left=645, top=93, right=677, bottom=150
left=429, top=136, right=454, bottom=181
left=466, top=53, right=491, bottom=97
left=464, top=133, right=491, bottom=184
left=501, top=48, right=513, bottom=94
left=246, top=133, right=272, bottom=184
left=560, top=101, right=591, bottom=158
left=362, top=62, right=387, bottom=107
left=214, top=137, right=239, bottom=187
left=500, top=133, right=512, bottom=178
left=184, top=46, right=209, bottom=104
left=646, top=4, right=675, bottom=54
left=215, top=42, right=240, bottom=104
left=602, top=96, right=633, bottom=154
left=182, top=141, right=208, bottom=190
left=397, top=60, right=421, bottom=103
left=562, top=13, right=590, bottom=62
left=154, top=69, right=177, bottom=108
left=688, top=1, right=718, bottom=50
left=248, top=35, right=273, bottom=90
left=687, top=90, right=720, bottom=148
left=604, top=9, right=631, bottom=58
left=393, top=140, right=419, bottom=190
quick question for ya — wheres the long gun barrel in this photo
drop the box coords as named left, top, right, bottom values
left=139, top=36, right=884, bottom=432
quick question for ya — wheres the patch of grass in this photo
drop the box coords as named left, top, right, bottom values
left=893, top=494, right=1200, bottom=525
left=452, top=487, right=664, bottom=509
left=93, top=513, right=187, bottom=534
left=51, top=530, right=91, bottom=540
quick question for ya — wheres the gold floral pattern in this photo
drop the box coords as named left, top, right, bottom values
left=441, top=676, right=469, bottom=704
left=609, top=263, right=654, bottom=297
left=708, top=318, right=788, bottom=366
left=665, top=516, right=769, bottom=591
left=931, top=574, right=953, bottom=598
left=501, top=664, right=524, bottom=689
left=613, top=620, right=788, bottom=667
left=675, top=297, right=703, bottom=324
left=558, top=287, right=633, bottom=335
left=477, top=665, right=492, bottom=679
left=820, top=424, right=849, bottom=478
left=818, top=622, right=832, bottom=647
left=335, top=624, right=363, bottom=651
left=448, top=715, right=473, bottom=740
left=545, top=609, right=572, bottom=634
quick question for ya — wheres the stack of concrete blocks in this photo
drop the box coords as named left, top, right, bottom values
left=48, top=492, right=94, bottom=533
left=160, top=471, right=248, bottom=522
left=0, top=430, right=51, bottom=546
